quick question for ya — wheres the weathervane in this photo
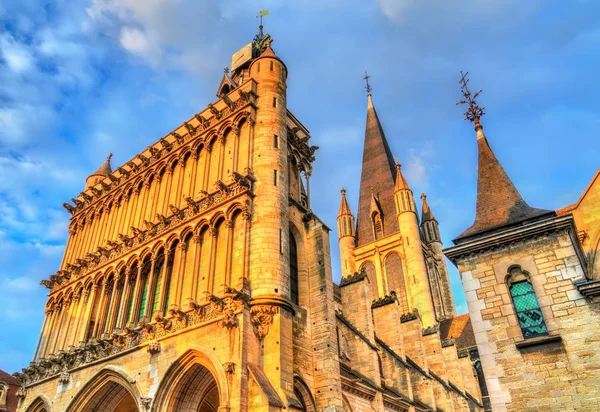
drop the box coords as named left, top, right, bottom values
left=256, top=10, right=269, bottom=41
left=253, top=10, right=271, bottom=57
left=364, top=70, right=372, bottom=95
left=457, top=71, right=485, bottom=128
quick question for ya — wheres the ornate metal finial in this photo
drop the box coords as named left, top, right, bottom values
left=421, top=193, right=426, bottom=201
left=457, top=71, right=485, bottom=128
left=395, top=162, right=401, bottom=171
left=224, top=66, right=229, bottom=75
left=364, top=70, right=372, bottom=95
left=341, top=188, right=346, bottom=195
left=256, top=10, right=269, bottom=41
left=107, top=153, right=113, bottom=162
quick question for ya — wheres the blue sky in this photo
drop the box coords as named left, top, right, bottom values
left=1, top=0, right=599, bottom=374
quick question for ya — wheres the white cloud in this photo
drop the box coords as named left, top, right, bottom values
left=3, top=276, right=38, bottom=292
left=379, top=0, right=415, bottom=20
left=0, top=33, right=34, bottom=73
left=119, top=26, right=160, bottom=65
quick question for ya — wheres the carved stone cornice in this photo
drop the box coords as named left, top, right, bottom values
left=66, top=83, right=257, bottom=218
left=47, top=173, right=254, bottom=294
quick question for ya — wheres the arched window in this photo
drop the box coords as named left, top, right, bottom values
left=151, top=251, right=165, bottom=316
left=507, top=265, right=548, bottom=338
left=361, top=262, right=378, bottom=301
left=372, top=213, right=383, bottom=240
left=384, top=253, right=409, bottom=313
left=289, top=231, right=299, bottom=305
left=138, top=260, right=151, bottom=321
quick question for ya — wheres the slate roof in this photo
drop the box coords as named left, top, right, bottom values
left=453, top=128, right=553, bottom=244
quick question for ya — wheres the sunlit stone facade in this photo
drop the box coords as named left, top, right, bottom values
left=15, top=32, right=482, bottom=412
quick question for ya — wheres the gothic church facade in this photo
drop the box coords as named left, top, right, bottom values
left=14, top=30, right=483, bottom=412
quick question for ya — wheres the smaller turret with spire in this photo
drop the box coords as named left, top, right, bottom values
left=337, top=189, right=357, bottom=276
left=85, top=153, right=113, bottom=190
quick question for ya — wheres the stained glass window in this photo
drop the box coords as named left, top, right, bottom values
left=510, top=280, right=548, bottom=338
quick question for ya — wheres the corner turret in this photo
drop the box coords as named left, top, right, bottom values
left=85, top=153, right=112, bottom=190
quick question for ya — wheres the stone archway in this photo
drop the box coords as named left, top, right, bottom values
left=66, top=368, right=140, bottom=412
left=25, top=395, right=52, bottom=412
left=169, top=363, right=219, bottom=411
left=153, top=349, right=229, bottom=412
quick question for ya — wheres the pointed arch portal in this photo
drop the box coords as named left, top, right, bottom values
left=153, top=349, right=227, bottom=412
left=66, top=368, right=140, bottom=412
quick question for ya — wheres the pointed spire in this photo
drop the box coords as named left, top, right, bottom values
left=92, top=153, right=113, bottom=177
left=356, top=85, right=399, bottom=246
left=338, top=188, right=353, bottom=217
left=394, top=163, right=410, bottom=192
left=421, top=193, right=436, bottom=222
left=454, top=73, right=552, bottom=243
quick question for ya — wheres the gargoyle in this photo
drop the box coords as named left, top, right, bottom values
left=185, top=197, right=200, bottom=213
left=222, top=94, right=234, bottom=110
left=159, top=137, right=172, bottom=151
left=118, top=233, right=134, bottom=247
left=126, top=161, right=140, bottom=173
left=90, top=187, right=103, bottom=197
left=40, top=280, right=54, bottom=289
left=57, top=270, right=71, bottom=281
left=238, top=90, right=251, bottom=102
left=182, top=123, right=196, bottom=137
left=66, top=263, right=81, bottom=273
left=71, top=198, right=84, bottom=207
left=144, top=220, right=157, bottom=234
left=100, top=180, right=111, bottom=191
left=85, top=253, right=100, bottom=264
left=154, top=313, right=172, bottom=329
left=108, top=174, right=120, bottom=184
left=97, top=246, right=111, bottom=257
left=207, top=103, right=221, bottom=119
left=76, top=258, right=89, bottom=268
left=117, top=167, right=130, bottom=178
left=169, top=204, right=184, bottom=219
left=156, top=214, right=170, bottom=225
left=136, top=154, right=150, bottom=166
left=107, top=240, right=122, bottom=250
left=62, top=203, right=75, bottom=214
left=131, top=226, right=145, bottom=241
left=147, top=146, right=161, bottom=159
left=80, top=192, right=93, bottom=202
left=194, top=114, right=210, bottom=129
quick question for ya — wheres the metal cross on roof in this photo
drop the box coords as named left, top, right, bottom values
left=364, top=70, right=372, bottom=95
left=457, top=71, right=485, bottom=127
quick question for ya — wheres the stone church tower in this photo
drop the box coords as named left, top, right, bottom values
left=14, top=29, right=483, bottom=412
left=444, top=74, right=600, bottom=411
left=337, top=90, right=455, bottom=326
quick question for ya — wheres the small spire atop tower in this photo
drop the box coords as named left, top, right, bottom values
left=338, top=188, right=353, bottom=217
left=454, top=72, right=552, bottom=243
left=394, top=163, right=410, bottom=192
left=92, top=153, right=113, bottom=177
left=420, top=193, right=436, bottom=223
